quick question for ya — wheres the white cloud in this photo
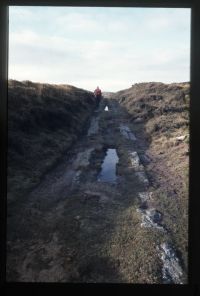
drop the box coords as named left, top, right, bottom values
left=56, top=12, right=100, bottom=32
left=9, top=6, right=35, bottom=19
left=9, top=7, right=191, bottom=92
left=146, top=17, right=171, bottom=32
left=10, top=30, right=39, bottom=45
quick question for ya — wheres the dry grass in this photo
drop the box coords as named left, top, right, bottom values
left=112, top=82, right=189, bottom=274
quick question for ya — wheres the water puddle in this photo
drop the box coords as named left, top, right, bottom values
left=97, top=149, right=119, bottom=183
left=104, top=106, right=109, bottom=111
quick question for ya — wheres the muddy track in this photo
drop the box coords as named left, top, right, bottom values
left=7, top=98, right=185, bottom=283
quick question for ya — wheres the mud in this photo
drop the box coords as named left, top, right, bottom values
left=119, top=124, right=137, bottom=141
left=7, top=97, right=186, bottom=283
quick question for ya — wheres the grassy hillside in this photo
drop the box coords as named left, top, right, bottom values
left=8, top=80, right=97, bottom=203
left=112, top=82, right=189, bottom=269
left=115, top=82, right=189, bottom=134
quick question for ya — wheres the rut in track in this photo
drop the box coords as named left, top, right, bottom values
left=7, top=97, right=184, bottom=283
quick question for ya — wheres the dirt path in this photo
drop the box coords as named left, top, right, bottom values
left=7, top=98, right=185, bottom=283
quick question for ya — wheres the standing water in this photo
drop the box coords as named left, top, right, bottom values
left=98, top=149, right=119, bottom=183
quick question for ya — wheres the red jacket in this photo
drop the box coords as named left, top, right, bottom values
left=94, top=88, right=102, bottom=96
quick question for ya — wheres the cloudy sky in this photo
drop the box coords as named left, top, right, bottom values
left=9, top=6, right=191, bottom=92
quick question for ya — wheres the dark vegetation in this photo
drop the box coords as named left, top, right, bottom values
left=8, top=80, right=97, bottom=203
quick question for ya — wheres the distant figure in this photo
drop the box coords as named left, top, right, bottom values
left=94, top=86, right=102, bottom=105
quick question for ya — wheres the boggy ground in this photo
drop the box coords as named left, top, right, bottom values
left=7, top=97, right=187, bottom=283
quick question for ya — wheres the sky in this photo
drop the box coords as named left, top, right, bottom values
left=9, top=6, right=191, bottom=92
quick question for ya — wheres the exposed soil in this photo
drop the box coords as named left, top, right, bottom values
left=7, top=90, right=188, bottom=283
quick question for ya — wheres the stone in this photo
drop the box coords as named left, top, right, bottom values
left=134, top=117, right=143, bottom=123
left=145, top=209, right=162, bottom=223
left=129, top=151, right=140, bottom=169
left=138, top=192, right=153, bottom=202
left=175, top=135, right=186, bottom=141
left=140, top=154, right=151, bottom=165
left=158, top=242, right=183, bottom=284
left=138, top=208, right=164, bottom=231
left=72, top=170, right=82, bottom=184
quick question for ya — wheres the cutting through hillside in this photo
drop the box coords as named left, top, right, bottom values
left=7, top=81, right=189, bottom=284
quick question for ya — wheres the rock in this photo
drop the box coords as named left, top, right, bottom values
left=140, top=154, right=151, bottom=165
left=138, top=192, right=153, bottom=202
left=151, top=209, right=162, bottom=223
left=137, top=208, right=164, bottom=231
left=175, top=135, right=186, bottom=141
left=75, top=215, right=81, bottom=220
left=158, top=242, right=183, bottom=284
left=134, top=117, right=143, bottom=123
left=129, top=151, right=140, bottom=169
left=72, top=170, right=82, bottom=184
left=145, top=209, right=162, bottom=224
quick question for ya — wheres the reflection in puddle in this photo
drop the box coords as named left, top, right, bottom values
left=104, top=106, right=109, bottom=111
left=98, top=149, right=119, bottom=183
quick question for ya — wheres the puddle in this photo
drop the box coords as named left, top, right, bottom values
left=104, top=106, right=109, bottom=111
left=97, top=149, right=119, bottom=183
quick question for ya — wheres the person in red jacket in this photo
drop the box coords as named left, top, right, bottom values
left=94, top=86, right=102, bottom=104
